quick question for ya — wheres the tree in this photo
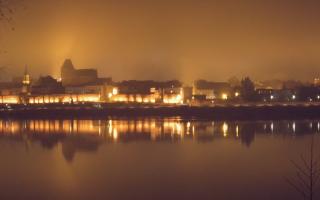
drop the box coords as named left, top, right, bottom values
left=0, top=0, right=23, bottom=30
left=240, top=77, right=256, bottom=101
left=286, top=137, right=320, bottom=200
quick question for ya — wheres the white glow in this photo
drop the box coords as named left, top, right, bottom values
left=112, top=88, right=118, bottom=95
left=222, top=122, right=228, bottom=137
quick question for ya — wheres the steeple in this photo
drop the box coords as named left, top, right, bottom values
left=22, top=65, right=30, bottom=85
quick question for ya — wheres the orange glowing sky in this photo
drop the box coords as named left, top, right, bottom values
left=0, top=0, right=320, bottom=83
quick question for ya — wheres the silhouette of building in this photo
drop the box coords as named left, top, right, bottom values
left=61, top=59, right=98, bottom=86
left=31, top=75, right=65, bottom=95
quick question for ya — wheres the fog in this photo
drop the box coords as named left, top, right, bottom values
left=0, top=0, right=320, bottom=83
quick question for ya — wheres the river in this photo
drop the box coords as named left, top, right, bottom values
left=0, top=118, right=318, bottom=199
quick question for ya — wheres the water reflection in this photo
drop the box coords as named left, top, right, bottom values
left=0, top=119, right=318, bottom=161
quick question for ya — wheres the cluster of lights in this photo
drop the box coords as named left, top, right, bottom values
left=109, top=87, right=183, bottom=104
left=28, top=94, right=100, bottom=104
left=112, top=95, right=156, bottom=103
left=0, top=96, right=20, bottom=104
left=163, top=94, right=183, bottom=104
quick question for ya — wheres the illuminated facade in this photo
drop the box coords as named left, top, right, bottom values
left=0, top=64, right=185, bottom=105
left=108, top=86, right=184, bottom=104
left=0, top=91, right=184, bottom=105
left=0, top=95, right=20, bottom=104
left=28, top=94, right=101, bottom=104
left=193, top=80, right=232, bottom=100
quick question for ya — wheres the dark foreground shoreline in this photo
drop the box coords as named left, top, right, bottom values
left=0, top=103, right=320, bottom=120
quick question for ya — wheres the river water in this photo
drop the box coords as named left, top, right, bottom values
left=0, top=118, right=319, bottom=199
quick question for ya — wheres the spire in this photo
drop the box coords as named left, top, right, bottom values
left=24, top=65, right=28, bottom=75
left=22, top=65, right=30, bottom=85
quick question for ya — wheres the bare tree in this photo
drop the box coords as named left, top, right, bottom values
left=0, top=0, right=23, bottom=30
left=286, top=136, right=320, bottom=200
left=0, top=0, right=24, bottom=57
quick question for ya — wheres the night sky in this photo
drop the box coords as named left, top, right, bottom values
left=0, top=0, right=320, bottom=83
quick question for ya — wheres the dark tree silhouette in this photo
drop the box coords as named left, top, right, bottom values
left=286, top=137, right=320, bottom=200
left=298, top=86, right=320, bottom=101
left=240, top=77, right=256, bottom=101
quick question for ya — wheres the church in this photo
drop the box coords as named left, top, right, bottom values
left=61, top=59, right=99, bottom=86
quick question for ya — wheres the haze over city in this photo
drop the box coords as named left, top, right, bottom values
left=3, top=1, right=320, bottom=200
left=1, top=0, right=320, bottom=82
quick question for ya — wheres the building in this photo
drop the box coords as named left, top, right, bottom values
left=64, top=78, right=113, bottom=101
left=182, top=87, right=193, bottom=103
left=256, top=88, right=297, bottom=102
left=0, top=82, right=22, bottom=96
left=28, top=94, right=100, bottom=104
left=21, top=66, right=31, bottom=94
left=0, top=95, right=20, bottom=104
left=59, top=59, right=114, bottom=102
left=193, top=80, right=232, bottom=100
left=31, top=76, right=65, bottom=95
left=110, top=80, right=160, bottom=103
left=0, top=65, right=105, bottom=104
left=109, top=80, right=184, bottom=104
left=255, top=79, right=283, bottom=90
left=256, top=88, right=276, bottom=101
left=61, top=59, right=99, bottom=86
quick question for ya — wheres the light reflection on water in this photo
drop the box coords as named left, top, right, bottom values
left=0, top=118, right=318, bottom=161
left=0, top=118, right=319, bottom=200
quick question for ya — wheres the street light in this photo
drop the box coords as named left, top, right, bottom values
left=222, top=93, right=228, bottom=100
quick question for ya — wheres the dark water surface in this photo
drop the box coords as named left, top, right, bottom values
left=0, top=118, right=319, bottom=200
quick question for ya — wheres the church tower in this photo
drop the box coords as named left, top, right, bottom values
left=61, top=59, right=75, bottom=86
left=22, top=65, right=31, bottom=94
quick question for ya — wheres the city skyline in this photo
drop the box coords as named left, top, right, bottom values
left=0, top=0, right=320, bottom=82
left=1, top=2, right=320, bottom=200
left=1, top=59, right=318, bottom=85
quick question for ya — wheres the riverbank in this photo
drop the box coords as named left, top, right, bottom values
left=0, top=103, right=319, bottom=120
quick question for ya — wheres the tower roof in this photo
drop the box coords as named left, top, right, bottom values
left=62, top=59, right=74, bottom=70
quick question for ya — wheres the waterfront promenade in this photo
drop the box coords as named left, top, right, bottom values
left=0, top=102, right=319, bottom=120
